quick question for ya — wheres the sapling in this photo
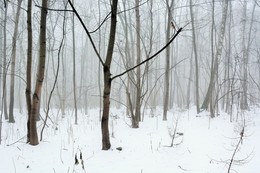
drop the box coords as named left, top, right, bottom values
left=226, top=113, right=253, bottom=173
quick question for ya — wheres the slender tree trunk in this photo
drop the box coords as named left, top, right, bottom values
left=163, top=0, right=174, bottom=121
left=0, top=6, right=2, bottom=111
left=2, top=2, right=8, bottom=120
left=119, top=0, right=132, bottom=118
left=9, top=0, right=23, bottom=123
left=26, top=0, right=33, bottom=143
left=61, top=32, right=67, bottom=117
left=186, top=51, right=193, bottom=109
left=225, top=1, right=232, bottom=114
left=189, top=0, right=200, bottom=114
left=133, top=0, right=141, bottom=128
left=98, top=0, right=102, bottom=121
left=201, top=0, right=228, bottom=116
left=72, top=0, right=78, bottom=124
left=101, top=0, right=118, bottom=150
left=30, top=0, right=48, bottom=145
left=240, top=1, right=255, bottom=110
left=0, top=4, right=3, bottom=144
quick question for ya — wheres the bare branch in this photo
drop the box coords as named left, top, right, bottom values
left=89, top=12, right=111, bottom=33
left=111, top=27, right=183, bottom=81
left=35, top=5, right=73, bottom=12
left=67, top=0, right=105, bottom=66
left=89, top=0, right=149, bottom=34
left=117, top=0, right=149, bottom=14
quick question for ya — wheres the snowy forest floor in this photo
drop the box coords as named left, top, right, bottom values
left=0, top=106, right=259, bottom=173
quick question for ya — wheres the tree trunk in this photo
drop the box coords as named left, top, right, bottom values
left=9, top=0, right=23, bottom=123
left=72, top=0, right=78, bottom=124
left=26, top=0, right=33, bottom=142
left=224, top=0, right=232, bottom=114
left=240, top=1, right=255, bottom=110
left=30, top=0, right=48, bottom=145
left=133, top=0, right=141, bottom=127
left=189, top=0, right=200, bottom=114
left=163, top=0, right=174, bottom=121
left=2, top=2, right=8, bottom=120
left=201, top=0, right=228, bottom=116
left=101, top=0, right=118, bottom=150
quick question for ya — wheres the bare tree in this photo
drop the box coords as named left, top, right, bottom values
left=189, top=0, right=200, bottom=114
left=133, top=0, right=141, bottom=128
left=9, top=0, right=23, bottom=123
left=100, top=0, right=118, bottom=150
left=163, top=0, right=174, bottom=121
left=26, top=0, right=33, bottom=142
left=30, top=0, right=48, bottom=145
left=69, top=0, right=183, bottom=150
left=201, top=0, right=228, bottom=117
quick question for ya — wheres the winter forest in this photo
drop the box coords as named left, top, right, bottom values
left=0, top=0, right=260, bottom=172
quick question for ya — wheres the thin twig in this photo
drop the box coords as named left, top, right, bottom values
left=89, top=12, right=111, bottom=33
left=89, top=0, right=149, bottom=33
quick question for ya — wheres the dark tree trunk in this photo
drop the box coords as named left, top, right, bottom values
left=101, top=0, right=118, bottom=150
left=26, top=0, right=33, bottom=143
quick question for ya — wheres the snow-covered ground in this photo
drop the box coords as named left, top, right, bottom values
left=0, top=106, right=259, bottom=173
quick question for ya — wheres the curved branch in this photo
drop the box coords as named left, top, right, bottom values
left=89, top=12, right=111, bottom=33
left=111, top=27, right=183, bottom=81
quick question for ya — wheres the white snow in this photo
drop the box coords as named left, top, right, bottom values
left=0, top=106, right=259, bottom=173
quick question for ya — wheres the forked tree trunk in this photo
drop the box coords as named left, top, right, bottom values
left=101, top=0, right=118, bottom=150
left=30, top=0, right=48, bottom=145
left=9, top=0, right=23, bottom=123
left=201, top=0, right=228, bottom=116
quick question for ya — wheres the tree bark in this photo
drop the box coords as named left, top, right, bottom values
left=101, top=0, right=118, bottom=150
left=163, top=0, right=174, bottom=121
left=133, top=0, right=141, bottom=127
left=26, top=0, right=33, bottom=142
left=30, top=0, right=48, bottom=145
